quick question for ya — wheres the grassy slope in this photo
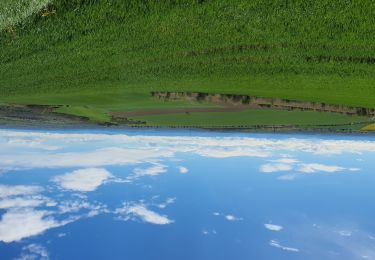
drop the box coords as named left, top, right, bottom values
left=0, top=0, right=50, bottom=29
left=1, top=0, right=375, bottom=126
left=362, top=123, right=375, bottom=131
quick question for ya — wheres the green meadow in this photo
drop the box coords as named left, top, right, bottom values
left=130, top=109, right=369, bottom=128
left=1, top=0, right=375, bottom=128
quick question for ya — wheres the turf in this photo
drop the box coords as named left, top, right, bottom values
left=1, top=0, right=375, bottom=127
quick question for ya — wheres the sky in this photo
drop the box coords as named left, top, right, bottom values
left=0, top=129, right=375, bottom=260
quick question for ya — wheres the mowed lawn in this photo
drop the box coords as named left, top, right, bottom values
left=1, top=0, right=375, bottom=126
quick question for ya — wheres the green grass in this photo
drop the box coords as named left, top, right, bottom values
left=1, top=0, right=375, bottom=127
left=130, top=109, right=370, bottom=128
left=0, top=0, right=50, bottom=30
left=54, top=105, right=111, bottom=123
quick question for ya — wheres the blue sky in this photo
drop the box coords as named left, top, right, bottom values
left=0, top=129, right=375, bottom=259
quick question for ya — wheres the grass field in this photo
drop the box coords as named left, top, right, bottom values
left=129, top=109, right=369, bottom=128
left=1, top=0, right=375, bottom=128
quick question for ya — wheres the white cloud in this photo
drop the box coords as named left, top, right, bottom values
left=298, top=164, right=345, bottom=173
left=0, top=185, right=42, bottom=198
left=213, top=212, right=243, bottom=221
left=15, top=243, right=50, bottom=260
left=271, top=158, right=299, bottom=164
left=157, top=197, right=176, bottom=209
left=0, top=147, right=173, bottom=170
left=260, top=163, right=293, bottom=173
left=129, top=165, right=167, bottom=180
left=277, top=174, right=297, bottom=181
left=178, top=166, right=189, bottom=174
left=115, top=202, right=173, bottom=225
left=0, top=208, right=62, bottom=243
left=269, top=240, right=299, bottom=252
left=1, top=130, right=375, bottom=154
left=339, top=230, right=352, bottom=237
left=264, top=223, right=283, bottom=231
left=0, top=197, right=49, bottom=209
left=58, top=199, right=107, bottom=215
left=1, top=130, right=375, bottom=173
left=202, top=229, right=217, bottom=235
left=53, top=168, right=112, bottom=192
left=0, top=196, right=105, bottom=243
left=261, top=161, right=358, bottom=176
left=0, top=185, right=108, bottom=244
left=196, top=148, right=270, bottom=158
left=166, top=197, right=176, bottom=204
left=5, top=137, right=61, bottom=151
left=225, top=215, right=242, bottom=221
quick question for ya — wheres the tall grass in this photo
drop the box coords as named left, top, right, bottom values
left=1, top=0, right=375, bottom=108
left=0, top=0, right=50, bottom=29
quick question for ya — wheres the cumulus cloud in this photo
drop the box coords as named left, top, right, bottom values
left=53, top=168, right=112, bottom=192
left=58, top=199, right=107, bottom=215
left=178, top=166, right=189, bottom=174
left=269, top=240, right=299, bottom=252
left=5, top=137, right=61, bottom=151
left=1, top=130, right=375, bottom=173
left=0, top=209, right=62, bottom=243
left=212, top=212, right=242, bottom=221
left=338, top=230, right=352, bottom=237
left=202, top=229, right=209, bottom=235
left=0, top=195, right=107, bottom=243
left=298, top=164, right=345, bottom=173
left=202, top=229, right=217, bottom=235
left=156, top=197, right=176, bottom=209
left=0, top=147, right=173, bottom=170
left=129, top=165, right=167, bottom=180
left=0, top=183, right=108, bottom=244
left=115, top=202, right=173, bottom=225
left=260, top=163, right=293, bottom=173
left=271, top=158, right=299, bottom=164
left=260, top=161, right=359, bottom=176
left=264, top=223, right=283, bottom=231
left=1, top=129, right=375, bottom=154
left=277, top=174, right=297, bottom=181
left=225, top=215, right=243, bottom=221
left=195, top=148, right=270, bottom=158
left=0, top=185, right=43, bottom=198
left=0, top=197, right=52, bottom=209
left=15, top=243, right=50, bottom=260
